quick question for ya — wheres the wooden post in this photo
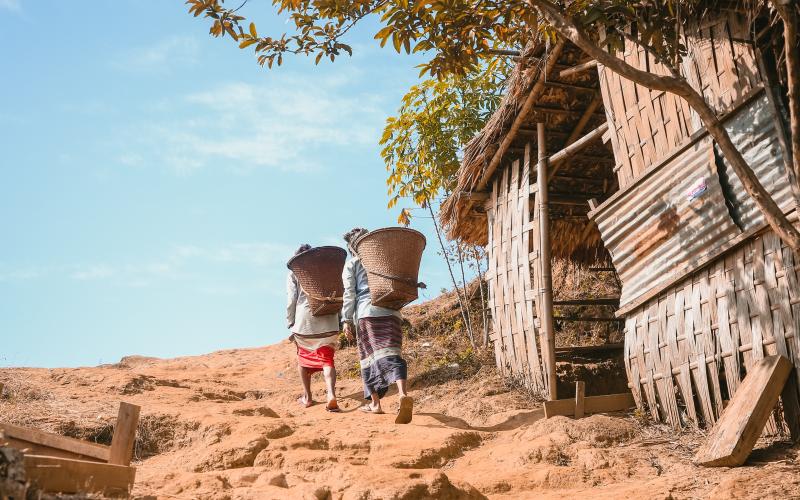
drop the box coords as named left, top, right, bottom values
left=574, top=381, right=586, bottom=419
left=108, top=402, right=140, bottom=466
left=537, top=122, right=557, bottom=401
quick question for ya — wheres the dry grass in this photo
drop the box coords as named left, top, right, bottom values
left=551, top=258, right=623, bottom=347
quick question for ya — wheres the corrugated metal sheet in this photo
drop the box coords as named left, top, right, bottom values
left=717, top=93, right=796, bottom=231
left=593, top=137, right=740, bottom=307
left=591, top=91, right=796, bottom=310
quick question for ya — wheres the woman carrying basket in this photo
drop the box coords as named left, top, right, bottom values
left=287, top=244, right=341, bottom=412
left=341, top=228, right=413, bottom=424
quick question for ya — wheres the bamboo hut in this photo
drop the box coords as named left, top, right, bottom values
left=441, top=7, right=800, bottom=432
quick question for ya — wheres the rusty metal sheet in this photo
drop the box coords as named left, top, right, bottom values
left=717, top=93, right=796, bottom=231
left=591, top=92, right=796, bottom=310
left=592, top=137, right=740, bottom=308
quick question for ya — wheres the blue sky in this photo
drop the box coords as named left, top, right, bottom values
left=0, top=1, right=456, bottom=367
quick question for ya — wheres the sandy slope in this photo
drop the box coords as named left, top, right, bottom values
left=2, top=339, right=800, bottom=499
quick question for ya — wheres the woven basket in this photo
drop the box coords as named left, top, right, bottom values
left=354, top=228, right=426, bottom=310
left=287, top=246, right=347, bottom=316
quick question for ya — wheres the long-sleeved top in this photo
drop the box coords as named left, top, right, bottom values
left=286, top=272, right=339, bottom=351
left=341, top=257, right=402, bottom=325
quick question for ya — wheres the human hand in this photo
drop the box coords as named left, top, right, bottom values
left=343, top=322, right=355, bottom=343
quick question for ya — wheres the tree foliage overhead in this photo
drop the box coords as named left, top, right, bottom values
left=381, top=59, right=509, bottom=225
left=186, top=0, right=800, bottom=251
left=185, top=0, right=715, bottom=78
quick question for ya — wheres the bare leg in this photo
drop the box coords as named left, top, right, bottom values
left=370, top=392, right=382, bottom=412
left=297, top=365, right=313, bottom=407
left=322, top=366, right=339, bottom=411
left=360, top=392, right=383, bottom=414
left=395, top=379, right=413, bottom=424
left=395, top=378, right=408, bottom=398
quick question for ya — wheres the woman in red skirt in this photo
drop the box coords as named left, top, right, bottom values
left=287, top=244, right=341, bottom=412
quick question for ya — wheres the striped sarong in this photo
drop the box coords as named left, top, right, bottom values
left=357, top=316, right=407, bottom=399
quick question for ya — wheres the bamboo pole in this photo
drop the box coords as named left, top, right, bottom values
left=537, top=122, right=557, bottom=401
left=475, top=40, right=566, bottom=192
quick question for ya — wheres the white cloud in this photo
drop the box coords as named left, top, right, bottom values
left=64, top=241, right=293, bottom=290
left=72, top=264, right=115, bottom=281
left=0, top=0, right=20, bottom=12
left=115, top=72, right=386, bottom=174
left=111, top=36, right=200, bottom=73
left=0, top=266, right=45, bottom=282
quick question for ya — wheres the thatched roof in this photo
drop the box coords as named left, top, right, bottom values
left=440, top=40, right=617, bottom=261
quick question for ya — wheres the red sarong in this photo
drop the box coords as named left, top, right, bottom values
left=296, top=345, right=335, bottom=372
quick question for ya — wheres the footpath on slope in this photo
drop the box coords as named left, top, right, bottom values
left=1, top=293, right=799, bottom=499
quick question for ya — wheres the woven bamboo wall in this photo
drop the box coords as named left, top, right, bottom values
left=624, top=229, right=800, bottom=432
left=599, top=11, right=762, bottom=189
left=485, top=146, right=548, bottom=397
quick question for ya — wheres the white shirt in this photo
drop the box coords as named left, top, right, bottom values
left=286, top=272, right=339, bottom=350
left=341, top=257, right=402, bottom=325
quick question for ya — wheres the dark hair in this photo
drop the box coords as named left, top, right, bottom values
left=295, top=244, right=312, bottom=255
left=343, top=228, right=368, bottom=255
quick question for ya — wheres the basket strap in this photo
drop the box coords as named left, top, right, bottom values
left=367, top=271, right=427, bottom=289
left=305, top=293, right=344, bottom=304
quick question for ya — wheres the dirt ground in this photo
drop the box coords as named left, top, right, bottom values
left=2, top=334, right=800, bottom=499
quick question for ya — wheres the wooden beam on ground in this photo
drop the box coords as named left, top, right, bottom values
left=23, top=454, right=135, bottom=496
left=575, top=381, right=586, bottom=419
left=559, top=59, right=598, bottom=78
left=109, top=402, right=140, bottom=466
left=475, top=40, right=565, bottom=192
left=544, top=392, right=635, bottom=418
left=0, top=423, right=110, bottom=463
left=695, top=355, right=793, bottom=467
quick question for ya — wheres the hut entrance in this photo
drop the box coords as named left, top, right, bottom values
left=485, top=144, right=626, bottom=400
left=442, top=42, right=626, bottom=400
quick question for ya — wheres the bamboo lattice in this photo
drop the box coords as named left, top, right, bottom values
left=625, top=230, right=800, bottom=433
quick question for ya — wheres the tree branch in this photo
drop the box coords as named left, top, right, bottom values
left=773, top=1, right=800, bottom=184
left=528, top=0, right=800, bottom=251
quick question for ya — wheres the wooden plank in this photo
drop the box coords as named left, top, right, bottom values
left=23, top=454, right=135, bottom=496
left=109, top=402, right=140, bottom=466
left=2, top=436, right=105, bottom=463
left=544, top=392, right=635, bottom=418
left=575, top=381, right=586, bottom=419
left=695, top=355, right=793, bottom=467
left=0, top=423, right=110, bottom=462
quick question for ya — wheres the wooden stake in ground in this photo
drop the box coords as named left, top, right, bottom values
left=574, top=381, right=586, bottom=419
left=695, top=355, right=792, bottom=467
left=109, top=402, right=140, bottom=466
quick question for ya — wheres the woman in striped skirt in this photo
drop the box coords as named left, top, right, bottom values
left=341, top=228, right=413, bottom=424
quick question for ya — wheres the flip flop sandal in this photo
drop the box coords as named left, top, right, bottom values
left=359, top=405, right=384, bottom=414
left=395, top=396, right=414, bottom=424
left=326, top=401, right=341, bottom=413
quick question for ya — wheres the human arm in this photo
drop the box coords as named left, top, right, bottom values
left=286, top=272, right=298, bottom=329
left=341, top=259, right=357, bottom=341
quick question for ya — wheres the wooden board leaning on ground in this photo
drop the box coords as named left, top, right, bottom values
left=695, top=355, right=792, bottom=467
left=0, top=401, right=140, bottom=496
